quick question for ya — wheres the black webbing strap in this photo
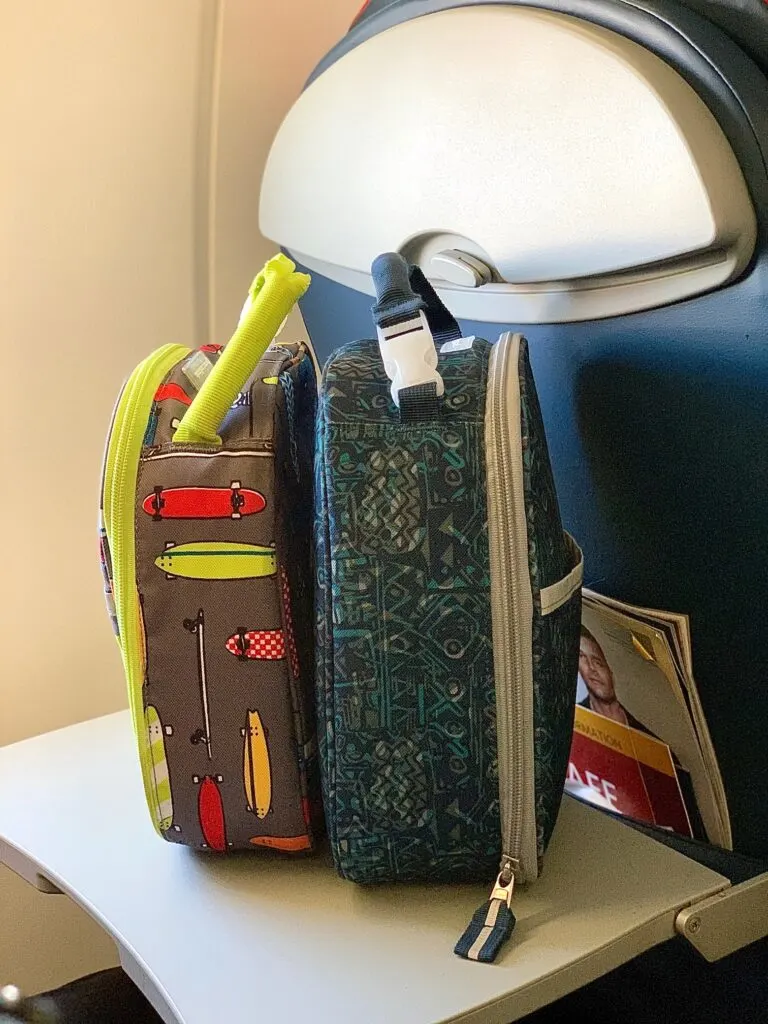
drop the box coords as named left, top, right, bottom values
left=371, top=253, right=460, bottom=422
left=407, top=265, right=462, bottom=347
left=398, top=381, right=441, bottom=422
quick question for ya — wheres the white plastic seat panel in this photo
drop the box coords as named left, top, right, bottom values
left=260, top=6, right=756, bottom=323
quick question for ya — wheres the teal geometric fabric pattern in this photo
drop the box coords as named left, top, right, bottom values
left=316, top=339, right=499, bottom=883
left=316, top=336, right=579, bottom=883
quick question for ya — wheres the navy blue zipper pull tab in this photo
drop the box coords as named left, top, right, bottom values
left=454, top=861, right=517, bottom=963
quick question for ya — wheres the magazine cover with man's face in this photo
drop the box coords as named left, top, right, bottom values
left=568, top=598, right=721, bottom=842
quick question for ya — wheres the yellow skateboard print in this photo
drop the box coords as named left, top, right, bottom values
left=155, top=542, right=276, bottom=580
left=242, top=710, right=272, bottom=818
left=146, top=705, right=174, bottom=831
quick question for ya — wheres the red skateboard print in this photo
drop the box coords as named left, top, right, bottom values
left=142, top=482, right=266, bottom=521
left=154, top=382, right=193, bottom=406
left=280, top=567, right=301, bottom=679
left=195, top=774, right=226, bottom=851
left=226, top=628, right=286, bottom=661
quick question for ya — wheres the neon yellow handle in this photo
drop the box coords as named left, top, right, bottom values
left=173, top=254, right=310, bottom=445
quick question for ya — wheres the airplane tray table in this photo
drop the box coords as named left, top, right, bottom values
left=0, top=711, right=728, bottom=1024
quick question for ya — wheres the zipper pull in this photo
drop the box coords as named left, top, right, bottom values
left=454, top=860, right=517, bottom=963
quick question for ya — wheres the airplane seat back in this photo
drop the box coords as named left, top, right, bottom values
left=260, top=0, right=768, bottom=862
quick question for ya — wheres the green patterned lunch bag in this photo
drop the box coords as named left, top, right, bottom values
left=100, top=255, right=321, bottom=854
left=315, top=252, right=584, bottom=962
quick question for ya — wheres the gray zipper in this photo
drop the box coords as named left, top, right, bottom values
left=485, top=332, right=538, bottom=885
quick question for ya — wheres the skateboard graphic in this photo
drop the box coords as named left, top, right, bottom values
left=156, top=542, right=277, bottom=581
left=231, top=391, right=253, bottom=434
left=154, top=382, right=192, bottom=406
left=99, top=526, right=118, bottom=637
left=249, top=835, right=311, bottom=852
left=145, top=705, right=174, bottom=831
left=280, top=566, right=301, bottom=679
left=144, top=404, right=160, bottom=446
left=142, top=482, right=266, bottom=521
left=242, top=710, right=272, bottom=818
left=145, top=382, right=192, bottom=445
left=194, top=774, right=227, bottom=851
left=184, top=610, right=212, bottom=759
left=225, top=628, right=286, bottom=661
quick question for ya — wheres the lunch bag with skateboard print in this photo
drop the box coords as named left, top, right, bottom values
left=100, top=254, right=321, bottom=854
left=315, top=253, right=584, bottom=961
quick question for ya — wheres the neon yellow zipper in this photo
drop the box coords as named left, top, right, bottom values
left=103, top=344, right=189, bottom=830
